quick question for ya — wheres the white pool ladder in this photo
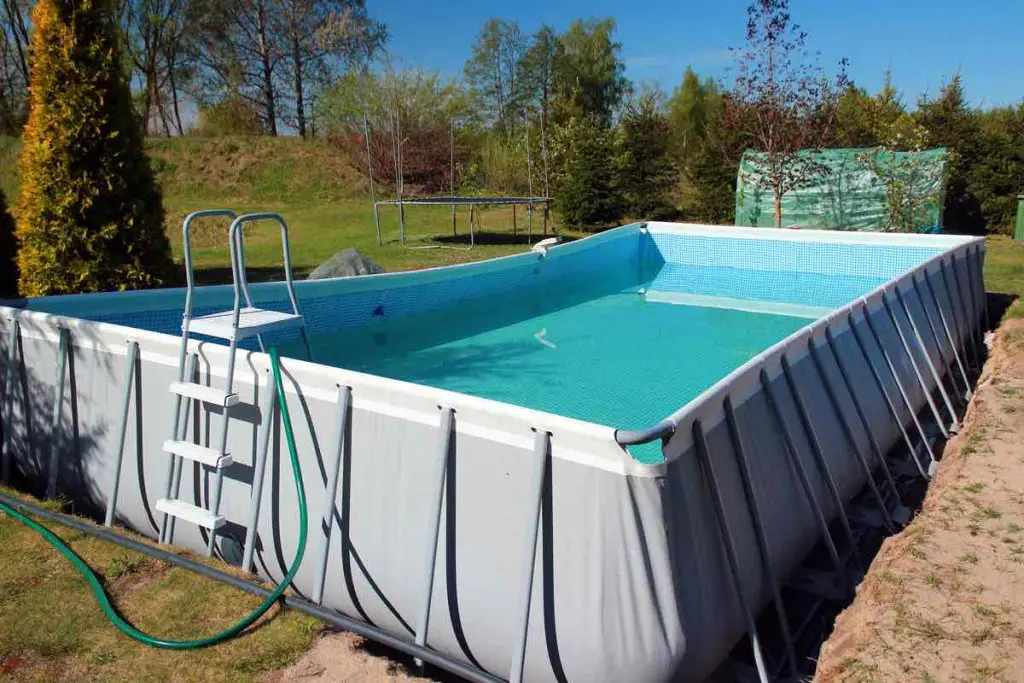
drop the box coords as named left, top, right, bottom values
left=157, top=210, right=312, bottom=554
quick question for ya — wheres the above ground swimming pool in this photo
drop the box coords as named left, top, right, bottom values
left=0, top=222, right=986, bottom=682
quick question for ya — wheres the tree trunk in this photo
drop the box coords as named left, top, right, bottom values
left=256, top=2, right=278, bottom=136
left=292, top=35, right=305, bottom=138
left=168, top=59, right=184, bottom=135
left=774, top=190, right=782, bottom=227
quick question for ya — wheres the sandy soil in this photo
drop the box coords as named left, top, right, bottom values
left=814, top=320, right=1024, bottom=682
left=261, top=630, right=440, bottom=683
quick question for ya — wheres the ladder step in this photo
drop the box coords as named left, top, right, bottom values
left=188, top=307, right=304, bottom=341
left=155, top=498, right=225, bottom=529
left=162, top=440, right=232, bottom=468
left=169, top=381, right=239, bottom=407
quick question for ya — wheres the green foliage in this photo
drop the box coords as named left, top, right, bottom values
left=616, top=94, right=677, bottom=219
left=551, top=114, right=620, bottom=227
left=16, top=0, right=175, bottom=297
left=970, top=105, right=1024, bottom=235
left=552, top=18, right=628, bottom=124
left=192, top=96, right=268, bottom=136
left=914, top=74, right=985, bottom=234
left=464, top=19, right=526, bottom=135
left=0, top=187, right=17, bottom=296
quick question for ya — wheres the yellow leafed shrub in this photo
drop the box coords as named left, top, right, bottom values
left=16, top=0, right=175, bottom=297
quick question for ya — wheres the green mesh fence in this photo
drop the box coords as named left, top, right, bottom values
left=735, top=147, right=948, bottom=232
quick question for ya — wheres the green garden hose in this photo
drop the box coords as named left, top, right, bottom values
left=0, top=347, right=307, bottom=649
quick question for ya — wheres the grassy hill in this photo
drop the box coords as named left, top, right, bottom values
left=0, top=135, right=565, bottom=284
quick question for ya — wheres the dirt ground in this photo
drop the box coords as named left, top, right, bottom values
left=814, top=320, right=1024, bottom=683
left=261, top=630, right=437, bottom=683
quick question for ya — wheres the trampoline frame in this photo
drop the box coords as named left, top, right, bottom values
left=372, top=195, right=552, bottom=250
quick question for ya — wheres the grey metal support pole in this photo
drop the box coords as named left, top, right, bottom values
left=881, top=294, right=949, bottom=439
left=823, top=328, right=902, bottom=502
left=1, top=318, right=20, bottom=484
left=943, top=256, right=979, bottom=366
left=861, top=304, right=938, bottom=471
left=847, top=313, right=932, bottom=479
left=894, top=287, right=958, bottom=430
left=46, top=328, right=70, bottom=499
left=692, top=420, right=769, bottom=683
left=780, top=355, right=864, bottom=572
left=722, top=396, right=798, bottom=677
left=759, top=369, right=850, bottom=590
left=508, top=430, right=550, bottom=683
left=312, top=386, right=352, bottom=605
left=806, top=339, right=895, bottom=531
left=105, top=341, right=140, bottom=527
left=919, top=271, right=971, bottom=399
left=913, top=273, right=970, bottom=402
left=241, top=371, right=278, bottom=573
left=413, top=407, right=455, bottom=666
left=965, top=245, right=988, bottom=336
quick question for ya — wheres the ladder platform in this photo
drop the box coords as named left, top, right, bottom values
left=155, top=498, right=225, bottom=529
left=188, top=307, right=304, bottom=341
left=169, top=380, right=239, bottom=407
left=162, top=439, right=232, bottom=468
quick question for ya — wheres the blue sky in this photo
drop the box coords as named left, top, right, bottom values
left=373, top=0, right=1023, bottom=108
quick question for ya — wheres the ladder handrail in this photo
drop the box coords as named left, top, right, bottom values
left=228, top=213, right=304, bottom=319
left=179, top=210, right=238, bottom=384
left=182, top=210, right=238, bottom=321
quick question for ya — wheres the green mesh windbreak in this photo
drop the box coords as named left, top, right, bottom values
left=735, top=147, right=948, bottom=232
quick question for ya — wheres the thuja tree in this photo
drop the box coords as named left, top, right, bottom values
left=17, top=0, right=175, bottom=297
left=723, top=0, right=848, bottom=227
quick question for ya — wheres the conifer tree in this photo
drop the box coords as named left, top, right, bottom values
left=17, top=0, right=175, bottom=296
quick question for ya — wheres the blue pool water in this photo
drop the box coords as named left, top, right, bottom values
left=294, top=258, right=894, bottom=463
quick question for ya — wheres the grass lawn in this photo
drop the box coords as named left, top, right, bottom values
left=0, top=489, right=320, bottom=682
left=983, top=236, right=1024, bottom=320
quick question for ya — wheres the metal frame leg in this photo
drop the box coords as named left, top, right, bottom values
left=312, top=386, right=352, bottom=605
left=508, top=430, right=549, bottom=683
left=760, top=369, right=851, bottom=591
left=1, top=318, right=20, bottom=484
left=881, top=294, right=949, bottom=439
left=806, top=340, right=895, bottom=532
left=893, top=288, right=959, bottom=431
left=847, top=313, right=932, bottom=478
left=241, top=371, right=278, bottom=573
left=413, top=407, right=455, bottom=667
left=780, top=355, right=864, bottom=572
left=693, top=420, right=769, bottom=683
left=943, top=256, right=979, bottom=366
left=914, top=273, right=971, bottom=402
left=723, top=397, right=798, bottom=677
left=46, top=328, right=70, bottom=499
left=824, top=328, right=901, bottom=500
left=105, top=341, right=140, bottom=527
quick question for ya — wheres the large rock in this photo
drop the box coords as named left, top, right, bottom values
left=307, top=248, right=385, bottom=280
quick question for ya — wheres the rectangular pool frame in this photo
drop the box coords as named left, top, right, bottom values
left=0, top=223, right=986, bottom=682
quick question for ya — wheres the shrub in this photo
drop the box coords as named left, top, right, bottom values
left=616, top=95, right=678, bottom=219
left=551, top=114, right=620, bottom=228
left=192, top=96, right=268, bottom=137
left=16, top=0, right=175, bottom=297
left=0, top=188, right=17, bottom=296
